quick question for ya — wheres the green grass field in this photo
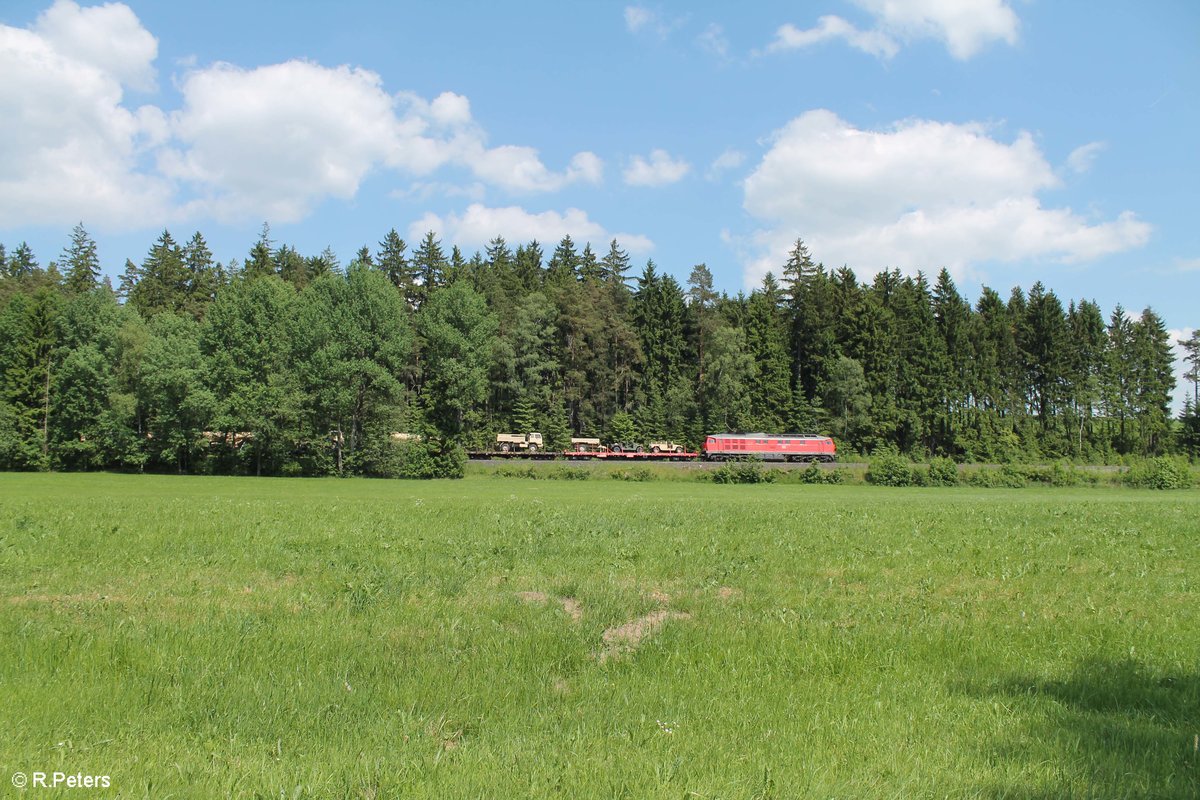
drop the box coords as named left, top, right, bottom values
left=1, top=474, right=1197, bottom=798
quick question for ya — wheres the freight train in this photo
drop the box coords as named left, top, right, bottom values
left=468, top=432, right=837, bottom=462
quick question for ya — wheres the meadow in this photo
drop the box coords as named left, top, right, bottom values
left=1, top=473, right=1197, bottom=798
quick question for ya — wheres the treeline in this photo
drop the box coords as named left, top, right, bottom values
left=1, top=224, right=1197, bottom=476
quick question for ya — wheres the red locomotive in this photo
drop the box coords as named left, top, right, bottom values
left=703, top=433, right=836, bottom=462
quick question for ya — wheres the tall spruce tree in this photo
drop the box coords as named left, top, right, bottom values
left=130, top=230, right=187, bottom=318
left=61, top=223, right=101, bottom=295
left=244, top=223, right=275, bottom=279
left=600, top=239, right=632, bottom=288
left=411, top=231, right=448, bottom=308
left=182, top=231, right=218, bottom=318
left=1103, top=305, right=1135, bottom=452
left=744, top=273, right=790, bottom=430
left=1177, top=329, right=1200, bottom=408
left=1129, top=308, right=1175, bottom=454
left=377, top=229, right=413, bottom=298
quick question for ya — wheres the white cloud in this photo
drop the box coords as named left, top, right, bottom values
left=161, top=60, right=404, bottom=223
left=393, top=182, right=487, bottom=204
left=623, top=6, right=683, bottom=38
left=1067, top=141, right=1107, bottom=174
left=741, top=110, right=1152, bottom=286
left=566, top=151, right=605, bottom=185
left=623, top=149, right=691, bottom=187
left=696, top=23, right=730, bottom=59
left=0, top=3, right=603, bottom=230
left=767, top=17, right=898, bottom=59
left=0, top=2, right=172, bottom=229
left=410, top=204, right=653, bottom=255
left=1176, top=257, right=1200, bottom=273
left=855, top=0, right=1019, bottom=60
left=767, top=0, right=1018, bottom=61
left=464, top=144, right=603, bottom=193
left=161, top=65, right=604, bottom=222
left=707, top=149, right=746, bottom=180
left=34, top=0, right=158, bottom=91
left=624, top=6, right=654, bottom=34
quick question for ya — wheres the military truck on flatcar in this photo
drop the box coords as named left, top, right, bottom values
left=496, top=432, right=543, bottom=452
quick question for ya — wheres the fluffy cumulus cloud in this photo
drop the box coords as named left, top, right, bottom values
left=1, top=1, right=604, bottom=229
left=858, top=0, right=1019, bottom=60
left=0, top=0, right=173, bottom=228
left=33, top=0, right=157, bottom=90
left=410, top=204, right=653, bottom=255
left=160, top=61, right=405, bottom=222
left=767, top=16, right=898, bottom=59
left=767, top=0, right=1019, bottom=60
left=741, top=110, right=1151, bottom=285
left=162, top=63, right=603, bottom=222
left=623, top=149, right=691, bottom=187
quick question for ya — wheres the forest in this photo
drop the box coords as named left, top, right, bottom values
left=1, top=223, right=1198, bottom=477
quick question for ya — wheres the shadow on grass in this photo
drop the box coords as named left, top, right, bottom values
left=965, top=657, right=1200, bottom=798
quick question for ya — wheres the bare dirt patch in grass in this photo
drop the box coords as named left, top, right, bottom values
left=598, top=610, right=691, bottom=662
left=517, top=591, right=583, bottom=622
left=559, top=597, right=583, bottom=622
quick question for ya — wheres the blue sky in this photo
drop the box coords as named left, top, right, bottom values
left=1, top=1, right=1197, bottom=398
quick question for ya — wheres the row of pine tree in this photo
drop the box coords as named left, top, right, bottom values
left=1, top=224, right=1198, bottom=475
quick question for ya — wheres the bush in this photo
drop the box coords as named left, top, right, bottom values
left=926, top=457, right=959, bottom=487
left=966, top=464, right=1028, bottom=488
left=1125, top=457, right=1193, bottom=490
left=393, top=441, right=465, bottom=479
left=710, top=460, right=778, bottom=484
left=797, top=462, right=847, bottom=485
left=610, top=467, right=656, bottom=482
left=547, top=466, right=591, bottom=481
left=490, top=465, right=591, bottom=480
left=1045, top=461, right=1083, bottom=487
left=866, top=446, right=913, bottom=487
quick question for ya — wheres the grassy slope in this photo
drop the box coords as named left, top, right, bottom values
left=1, top=474, right=1197, bottom=798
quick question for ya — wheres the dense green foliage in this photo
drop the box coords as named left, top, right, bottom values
left=0, top=227, right=1192, bottom=476
left=2, top=474, right=1197, bottom=796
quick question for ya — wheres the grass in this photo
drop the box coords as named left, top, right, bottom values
left=1, top=473, right=1198, bottom=798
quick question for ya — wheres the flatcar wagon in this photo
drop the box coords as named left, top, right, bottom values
left=703, top=433, right=836, bottom=462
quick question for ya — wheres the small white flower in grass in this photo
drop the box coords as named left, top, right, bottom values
left=344, top=681, right=353, bottom=693
left=657, top=719, right=675, bottom=735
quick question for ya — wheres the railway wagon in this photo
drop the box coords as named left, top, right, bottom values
left=703, top=433, right=836, bottom=462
